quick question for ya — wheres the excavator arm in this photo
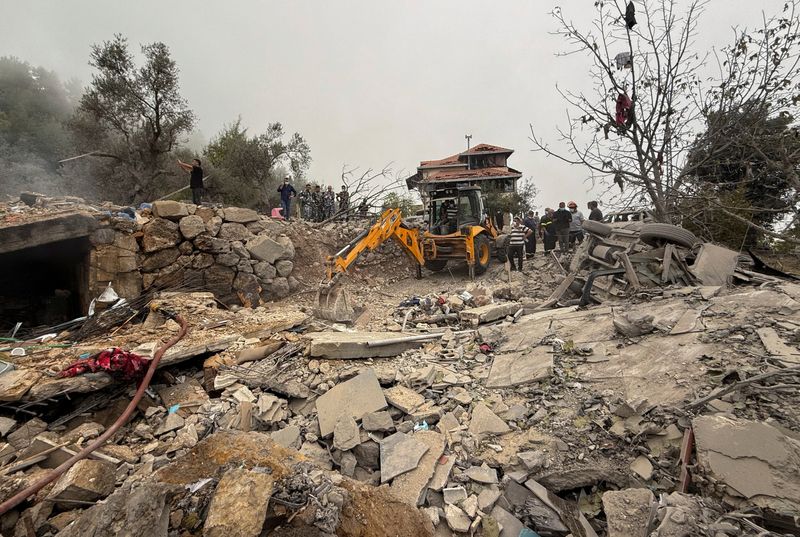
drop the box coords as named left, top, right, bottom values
left=316, top=208, right=424, bottom=322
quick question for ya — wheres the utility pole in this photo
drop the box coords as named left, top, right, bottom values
left=465, top=134, right=472, bottom=169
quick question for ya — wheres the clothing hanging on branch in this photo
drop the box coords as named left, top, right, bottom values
left=615, top=93, right=633, bottom=126
left=614, top=172, right=625, bottom=192
left=625, top=1, right=637, bottom=30
left=614, top=51, right=632, bottom=70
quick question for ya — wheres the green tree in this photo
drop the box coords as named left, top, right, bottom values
left=72, top=35, right=195, bottom=203
left=0, top=57, right=77, bottom=196
left=205, top=119, right=310, bottom=209
left=482, top=177, right=539, bottom=217
left=381, top=191, right=416, bottom=217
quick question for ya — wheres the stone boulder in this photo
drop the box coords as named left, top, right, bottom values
left=142, top=218, right=181, bottom=253
left=253, top=261, right=277, bottom=280
left=204, top=264, right=236, bottom=297
left=204, top=467, right=273, bottom=537
left=179, top=215, right=206, bottom=239
left=206, top=215, right=223, bottom=236
left=48, top=459, right=116, bottom=508
left=218, top=222, right=254, bottom=242
left=275, top=234, right=295, bottom=260
left=153, top=200, right=188, bottom=220
left=194, top=235, right=231, bottom=254
left=247, top=236, right=287, bottom=264
left=222, top=207, right=260, bottom=223
left=266, top=277, right=290, bottom=298
left=275, top=260, right=294, bottom=277
left=139, top=248, right=180, bottom=272
left=234, top=272, right=262, bottom=308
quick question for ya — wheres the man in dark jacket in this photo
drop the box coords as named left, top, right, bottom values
left=523, top=211, right=538, bottom=258
left=588, top=201, right=603, bottom=221
left=553, top=202, right=573, bottom=254
left=178, top=158, right=204, bottom=205
left=539, top=208, right=556, bottom=252
left=277, top=176, right=297, bottom=220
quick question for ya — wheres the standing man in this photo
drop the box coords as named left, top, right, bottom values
left=298, top=183, right=314, bottom=221
left=523, top=211, right=538, bottom=258
left=539, top=208, right=556, bottom=253
left=358, top=199, right=369, bottom=218
left=277, top=176, right=296, bottom=220
left=323, top=185, right=336, bottom=220
left=337, top=185, right=350, bottom=219
left=588, top=201, right=603, bottom=221
left=567, top=201, right=585, bottom=249
left=313, top=185, right=325, bottom=222
left=553, top=202, right=573, bottom=254
left=507, top=216, right=532, bottom=271
left=177, top=158, right=204, bottom=205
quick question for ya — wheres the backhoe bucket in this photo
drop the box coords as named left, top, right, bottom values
left=315, top=281, right=355, bottom=323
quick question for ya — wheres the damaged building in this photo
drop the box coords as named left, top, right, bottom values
left=1, top=193, right=800, bottom=537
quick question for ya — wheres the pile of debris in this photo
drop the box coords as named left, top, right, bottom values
left=1, top=208, right=800, bottom=536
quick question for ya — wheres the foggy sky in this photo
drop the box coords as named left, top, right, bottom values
left=0, top=1, right=785, bottom=209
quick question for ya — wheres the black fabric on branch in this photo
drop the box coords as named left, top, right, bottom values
left=625, top=1, right=636, bottom=30
left=614, top=172, right=625, bottom=192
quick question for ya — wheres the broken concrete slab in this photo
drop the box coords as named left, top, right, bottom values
left=490, top=506, right=529, bottom=537
left=525, top=478, right=599, bottom=537
left=362, top=411, right=395, bottom=432
left=203, top=467, right=273, bottom=537
left=444, top=504, right=471, bottom=533
left=630, top=455, right=653, bottom=481
left=155, top=412, right=185, bottom=435
left=0, top=416, right=17, bottom=437
left=0, top=369, right=42, bottom=401
left=306, top=331, right=428, bottom=359
left=602, top=488, right=655, bottom=537
left=390, top=431, right=446, bottom=506
left=315, top=368, right=387, bottom=437
left=464, top=463, right=499, bottom=484
left=437, top=412, right=460, bottom=434
left=7, top=417, right=47, bottom=450
left=333, top=416, right=361, bottom=451
left=468, top=403, right=510, bottom=437
left=48, top=459, right=116, bottom=508
left=478, top=487, right=502, bottom=511
left=443, top=486, right=467, bottom=505
left=460, top=302, right=521, bottom=326
left=693, top=415, right=800, bottom=511
left=156, top=378, right=210, bottom=418
left=428, top=454, right=456, bottom=491
left=756, top=327, right=800, bottom=363
left=380, top=431, right=429, bottom=483
left=384, top=385, right=426, bottom=414
left=486, top=350, right=553, bottom=388
left=270, top=425, right=301, bottom=450
left=690, top=243, right=739, bottom=286
left=153, top=200, right=188, bottom=220
left=670, top=308, right=702, bottom=335
left=518, top=450, right=548, bottom=472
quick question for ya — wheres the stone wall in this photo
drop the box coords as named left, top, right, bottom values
left=88, top=201, right=297, bottom=307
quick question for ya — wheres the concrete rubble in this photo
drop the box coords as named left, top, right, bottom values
left=1, top=196, right=800, bottom=536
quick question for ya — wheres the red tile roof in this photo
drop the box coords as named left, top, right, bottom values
left=419, top=153, right=464, bottom=168
left=426, top=166, right=522, bottom=183
left=461, top=143, right=513, bottom=155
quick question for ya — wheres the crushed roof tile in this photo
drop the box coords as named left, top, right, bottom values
left=426, top=166, right=522, bottom=182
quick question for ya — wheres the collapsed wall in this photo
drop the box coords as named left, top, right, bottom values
left=91, top=201, right=299, bottom=307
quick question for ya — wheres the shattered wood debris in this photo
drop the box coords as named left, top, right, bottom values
left=1, top=199, right=800, bottom=536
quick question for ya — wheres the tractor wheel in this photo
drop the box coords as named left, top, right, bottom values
left=474, top=234, right=491, bottom=275
left=424, top=259, right=448, bottom=272
left=640, top=223, right=698, bottom=249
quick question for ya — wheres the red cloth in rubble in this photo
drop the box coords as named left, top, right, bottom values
left=615, top=93, right=632, bottom=126
left=58, top=348, right=151, bottom=382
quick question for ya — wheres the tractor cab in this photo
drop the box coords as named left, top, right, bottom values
left=427, top=186, right=486, bottom=236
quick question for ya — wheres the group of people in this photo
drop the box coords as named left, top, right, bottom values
left=277, top=178, right=351, bottom=222
left=506, top=200, right=603, bottom=271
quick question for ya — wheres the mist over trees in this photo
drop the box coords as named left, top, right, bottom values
left=0, top=36, right=312, bottom=209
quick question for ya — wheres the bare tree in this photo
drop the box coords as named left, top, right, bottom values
left=531, top=0, right=800, bottom=238
left=319, top=163, right=403, bottom=223
left=531, top=0, right=707, bottom=221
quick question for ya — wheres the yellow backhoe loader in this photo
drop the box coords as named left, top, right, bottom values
left=316, top=185, right=505, bottom=322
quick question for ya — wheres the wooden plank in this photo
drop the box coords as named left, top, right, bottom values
left=661, top=244, right=674, bottom=283
left=537, top=272, right=577, bottom=310
left=617, top=252, right=641, bottom=289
